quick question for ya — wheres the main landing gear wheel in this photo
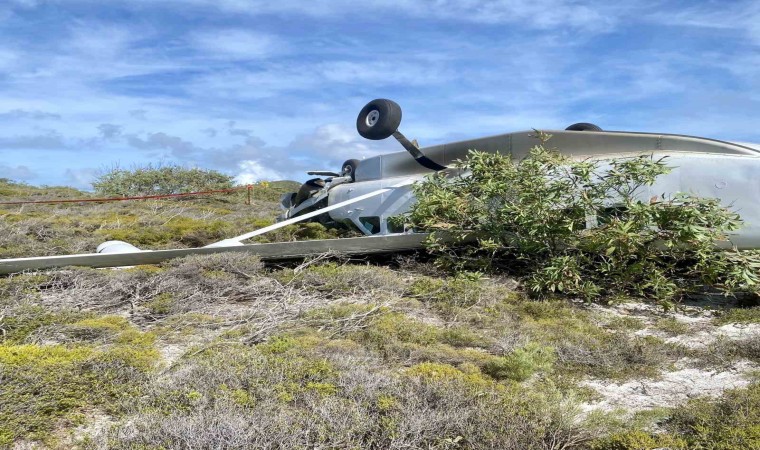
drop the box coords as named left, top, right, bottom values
left=565, top=122, right=603, bottom=131
left=341, top=159, right=360, bottom=181
left=356, top=99, right=402, bottom=140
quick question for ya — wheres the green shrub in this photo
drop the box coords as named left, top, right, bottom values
left=605, top=316, right=646, bottom=332
left=94, top=216, right=232, bottom=247
left=95, top=343, right=596, bottom=450
left=714, top=306, right=760, bottom=325
left=404, top=361, right=492, bottom=387
left=251, top=221, right=341, bottom=243
left=0, top=305, right=86, bottom=343
left=247, top=180, right=301, bottom=202
left=481, top=343, right=555, bottom=381
left=438, top=327, right=490, bottom=348
left=408, top=274, right=484, bottom=316
left=360, top=312, right=441, bottom=348
left=403, top=132, right=759, bottom=305
left=146, top=293, right=175, bottom=316
left=590, top=430, right=686, bottom=450
left=666, top=381, right=760, bottom=447
left=92, top=164, right=234, bottom=196
left=592, top=382, right=760, bottom=449
left=555, top=331, right=680, bottom=379
left=654, top=317, right=690, bottom=335
left=0, top=319, right=157, bottom=445
left=280, top=262, right=407, bottom=297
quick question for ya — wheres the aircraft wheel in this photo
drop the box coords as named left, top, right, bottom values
left=294, top=178, right=326, bottom=206
left=565, top=122, right=602, bottom=131
left=341, top=159, right=360, bottom=181
left=357, top=99, right=402, bottom=140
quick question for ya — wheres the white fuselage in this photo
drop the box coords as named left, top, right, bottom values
left=327, top=130, right=760, bottom=248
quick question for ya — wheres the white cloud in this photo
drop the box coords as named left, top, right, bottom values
left=184, top=57, right=453, bottom=106
left=111, top=0, right=626, bottom=31
left=0, top=109, right=60, bottom=120
left=317, top=60, right=452, bottom=86
left=0, top=164, right=36, bottom=181
left=0, top=131, right=66, bottom=149
left=67, top=23, right=136, bottom=57
left=186, top=67, right=315, bottom=101
left=290, top=123, right=394, bottom=163
left=10, top=0, right=39, bottom=7
left=395, top=0, right=621, bottom=30
left=234, top=160, right=284, bottom=184
left=648, top=1, right=760, bottom=45
left=64, top=167, right=98, bottom=189
left=191, top=29, right=282, bottom=60
left=202, top=124, right=395, bottom=182
left=126, top=132, right=201, bottom=158
left=0, top=49, right=18, bottom=71
left=97, top=123, right=122, bottom=139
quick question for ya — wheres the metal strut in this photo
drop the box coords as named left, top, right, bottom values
left=392, top=131, right=447, bottom=171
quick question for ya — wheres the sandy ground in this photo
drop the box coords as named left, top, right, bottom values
left=581, top=359, right=757, bottom=412
left=581, top=299, right=759, bottom=412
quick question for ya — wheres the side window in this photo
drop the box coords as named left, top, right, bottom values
left=387, top=219, right=406, bottom=234
left=359, top=216, right=381, bottom=234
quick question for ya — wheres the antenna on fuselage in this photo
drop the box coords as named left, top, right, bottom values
left=356, top=99, right=447, bottom=171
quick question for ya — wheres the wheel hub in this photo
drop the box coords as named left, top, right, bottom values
left=366, top=109, right=380, bottom=127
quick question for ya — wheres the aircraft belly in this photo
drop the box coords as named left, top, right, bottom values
left=355, top=131, right=759, bottom=183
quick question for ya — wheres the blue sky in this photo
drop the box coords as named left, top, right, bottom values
left=0, top=0, right=758, bottom=189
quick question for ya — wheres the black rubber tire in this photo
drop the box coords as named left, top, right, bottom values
left=341, top=159, right=360, bottom=181
left=294, top=178, right=325, bottom=206
left=565, top=122, right=602, bottom=132
left=356, top=99, right=402, bottom=140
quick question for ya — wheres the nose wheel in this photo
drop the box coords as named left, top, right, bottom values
left=341, top=159, right=360, bottom=181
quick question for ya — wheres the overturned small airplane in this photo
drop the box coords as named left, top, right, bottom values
left=1, top=99, right=759, bottom=274
left=281, top=99, right=760, bottom=247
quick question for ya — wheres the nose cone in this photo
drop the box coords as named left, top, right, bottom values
left=96, top=240, right=142, bottom=254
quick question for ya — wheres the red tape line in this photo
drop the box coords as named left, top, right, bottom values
left=0, top=185, right=252, bottom=206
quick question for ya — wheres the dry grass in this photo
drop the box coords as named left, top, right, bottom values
left=86, top=343, right=601, bottom=450
left=0, top=179, right=303, bottom=257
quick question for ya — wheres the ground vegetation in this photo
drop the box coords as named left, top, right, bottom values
left=1, top=153, right=759, bottom=448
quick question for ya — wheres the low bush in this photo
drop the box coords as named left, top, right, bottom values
left=88, top=344, right=601, bottom=450
left=403, top=132, right=760, bottom=306
left=482, top=342, right=556, bottom=381
left=408, top=273, right=485, bottom=316
left=92, top=164, right=234, bottom=197
left=279, top=262, right=409, bottom=298
left=714, top=306, right=760, bottom=325
left=654, top=317, right=690, bottom=335
left=695, top=333, right=760, bottom=367
left=0, top=315, right=157, bottom=445
left=592, top=382, right=760, bottom=449
left=602, top=316, right=646, bottom=332
left=250, top=221, right=342, bottom=243
left=555, top=331, right=681, bottom=379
